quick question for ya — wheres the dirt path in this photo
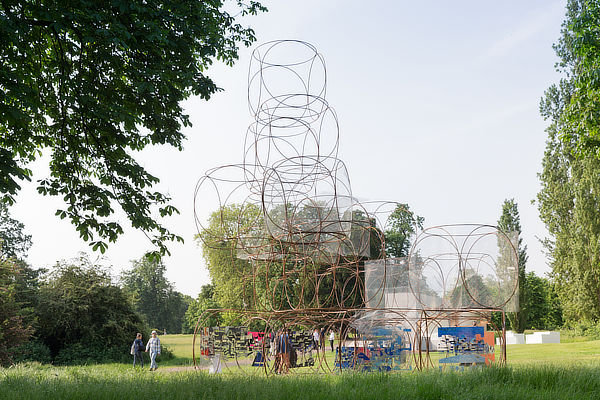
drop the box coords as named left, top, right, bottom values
left=159, top=366, right=204, bottom=372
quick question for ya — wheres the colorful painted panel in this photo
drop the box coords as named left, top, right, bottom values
left=335, top=328, right=412, bottom=372
left=437, top=326, right=495, bottom=369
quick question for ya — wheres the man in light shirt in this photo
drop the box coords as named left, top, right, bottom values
left=145, top=330, right=161, bottom=371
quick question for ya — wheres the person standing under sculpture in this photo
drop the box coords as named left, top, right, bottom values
left=145, top=330, right=161, bottom=371
left=274, top=329, right=282, bottom=372
left=278, top=329, right=291, bottom=374
left=312, top=328, right=320, bottom=351
left=329, top=330, right=335, bottom=352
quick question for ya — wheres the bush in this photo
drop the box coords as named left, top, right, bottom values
left=51, top=339, right=174, bottom=365
left=36, top=257, right=147, bottom=363
left=9, top=340, right=51, bottom=364
left=563, top=320, right=600, bottom=340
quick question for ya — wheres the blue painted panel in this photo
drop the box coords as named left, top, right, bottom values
left=439, top=354, right=486, bottom=364
left=438, top=326, right=484, bottom=338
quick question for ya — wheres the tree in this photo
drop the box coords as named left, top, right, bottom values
left=446, top=271, right=494, bottom=310
left=497, top=199, right=528, bottom=333
left=0, top=258, right=33, bottom=365
left=351, top=209, right=384, bottom=260
left=0, top=202, right=43, bottom=332
left=196, top=204, right=263, bottom=324
left=36, top=255, right=145, bottom=362
left=0, top=202, right=32, bottom=260
left=538, top=2, right=600, bottom=321
left=544, top=0, right=600, bottom=156
left=537, top=121, right=600, bottom=322
left=524, top=272, right=563, bottom=330
left=182, top=284, right=222, bottom=333
left=0, top=0, right=266, bottom=256
left=120, top=255, right=189, bottom=333
left=384, top=204, right=424, bottom=258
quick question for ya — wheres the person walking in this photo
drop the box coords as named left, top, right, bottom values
left=274, top=329, right=282, bottom=373
left=278, top=329, right=291, bottom=374
left=329, top=330, right=335, bottom=352
left=312, top=328, right=320, bottom=351
left=145, top=330, right=161, bottom=371
left=131, top=333, right=145, bottom=368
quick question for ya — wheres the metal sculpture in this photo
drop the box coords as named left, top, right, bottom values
left=192, top=40, right=519, bottom=375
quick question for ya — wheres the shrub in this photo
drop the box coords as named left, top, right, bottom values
left=36, top=256, right=147, bottom=364
left=564, top=320, right=600, bottom=340
left=9, top=340, right=52, bottom=364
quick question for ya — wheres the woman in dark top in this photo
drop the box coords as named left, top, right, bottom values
left=132, top=332, right=145, bottom=368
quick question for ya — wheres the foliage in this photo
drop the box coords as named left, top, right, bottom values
left=384, top=204, right=424, bottom=258
left=524, top=272, right=563, bottom=330
left=351, top=209, right=384, bottom=260
left=0, top=258, right=33, bottom=365
left=497, top=199, right=528, bottom=333
left=447, top=272, right=493, bottom=309
left=0, top=204, right=43, bottom=332
left=0, top=202, right=31, bottom=260
left=8, top=340, right=51, bottom=364
left=36, top=255, right=146, bottom=362
left=538, top=0, right=600, bottom=323
left=182, top=284, right=222, bottom=333
left=11, top=262, right=45, bottom=332
left=120, top=255, right=190, bottom=334
left=0, top=0, right=266, bottom=256
left=564, top=320, right=600, bottom=340
left=196, top=204, right=259, bottom=323
left=544, top=0, right=600, bottom=156
left=198, top=202, right=374, bottom=319
left=538, top=111, right=600, bottom=322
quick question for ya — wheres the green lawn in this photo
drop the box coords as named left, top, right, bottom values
left=161, top=334, right=600, bottom=368
left=1, top=335, right=600, bottom=399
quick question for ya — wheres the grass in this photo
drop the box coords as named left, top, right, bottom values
left=161, top=334, right=600, bottom=367
left=2, top=362, right=600, bottom=399
left=2, top=335, right=600, bottom=399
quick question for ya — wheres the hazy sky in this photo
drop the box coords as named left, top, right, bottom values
left=12, top=1, right=567, bottom=296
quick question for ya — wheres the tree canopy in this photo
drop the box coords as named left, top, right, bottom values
left=544, top=0, right=600, bottom=156
left=0, top=203, right=31, bottom=260
left=120, top=255, right=190, bottom=333
left=497, top=199, right=528, bottom=332
left=538, top=0, right=600, bottom=323
left=0, top=0, right=266, bottom=255
left=196, top=204, right=258, bottom=322
left=182, top=283, right=222, bottom=332
left=384, top=203, right=423, bottom=258
left=0, top=258, right=33, bottom=365
left=36, top=255, right=145, bottom=362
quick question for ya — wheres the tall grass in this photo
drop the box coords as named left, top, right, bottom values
left=2, top=336, right=600, bottom=399
left=1, top=362, right=600, bottom=400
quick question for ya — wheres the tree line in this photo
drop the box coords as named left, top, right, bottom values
left=0, top=203, right=194, bottom=365
left=5, top=0, right=600, bottom=364
left=537, top=0, right=600, bottom=325
left=0, top=196, right=568, bottom=366
left=195, top=201, right=564, bottom=334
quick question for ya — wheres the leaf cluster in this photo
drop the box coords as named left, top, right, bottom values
left=120, top=254, right=191, bottom=334
left=383, top=203, right=424, bottom=258
left=0, top=0, right=266, bottom=255
left=539, top=3, right=600, bottom=321
left=35, top=255, right=146, bottom=359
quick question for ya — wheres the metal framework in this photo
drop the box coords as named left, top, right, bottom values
left=192, top=40, right=519, bottom=375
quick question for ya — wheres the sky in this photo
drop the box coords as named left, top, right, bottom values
left=12, top=1, right=567, bottom=297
